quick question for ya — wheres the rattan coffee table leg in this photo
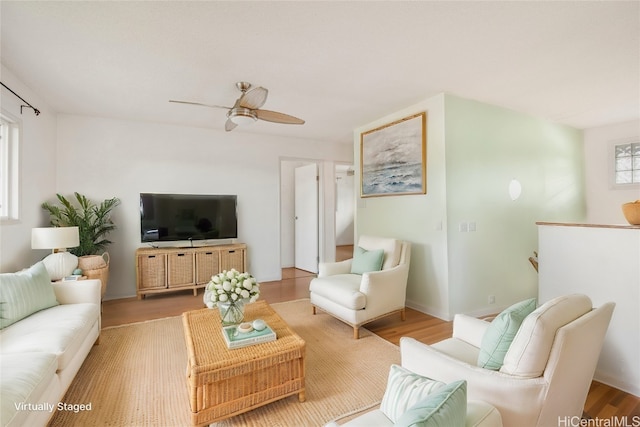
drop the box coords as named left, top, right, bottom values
left=298, top=390, right=306, bottom=402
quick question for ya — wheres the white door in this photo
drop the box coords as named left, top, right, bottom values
left=294, top=163, right=319, bottom=273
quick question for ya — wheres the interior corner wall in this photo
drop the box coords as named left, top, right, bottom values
left=0, top=65, right=58, bottom=273
left=354, top=93, right=451, bottom=320
left=354, top=92, right=586, bottom=321
left=444, top=94, right=585, bottom=316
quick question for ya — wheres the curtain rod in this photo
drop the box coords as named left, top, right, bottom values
left=0, top=81, right=40, bottom=116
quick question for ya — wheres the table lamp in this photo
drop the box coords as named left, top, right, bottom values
left=31, top=226, right=80, bottom=281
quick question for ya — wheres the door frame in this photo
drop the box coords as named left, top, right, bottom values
left=334, top=162, right=355, bottom=248
left=294, top=163, right=319, bottom=273
left=280, top=157, right=337, bottom=276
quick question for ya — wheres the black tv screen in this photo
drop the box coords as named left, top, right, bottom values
left=140, top=193, right=237, bottom=242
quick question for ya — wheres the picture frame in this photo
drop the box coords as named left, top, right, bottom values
left=360, top=112, right=427, bottom=197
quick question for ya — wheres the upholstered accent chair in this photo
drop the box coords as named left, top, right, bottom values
left=309, top=235, right=411, bottom=339
left=399, top=294, right=615, bottom=427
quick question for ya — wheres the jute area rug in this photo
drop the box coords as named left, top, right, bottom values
left=48, top=299, right=399, bottom=426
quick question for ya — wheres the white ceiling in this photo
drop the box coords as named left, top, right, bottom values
left=1, top=1, right=638, bottom=145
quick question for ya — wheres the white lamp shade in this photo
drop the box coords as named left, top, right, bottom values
left=31, top=227, right=80, bottom=250
left=230, top=114, right=257, bottom=126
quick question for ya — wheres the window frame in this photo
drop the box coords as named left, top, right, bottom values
left=610, top=138, right=640, bottom=190
left=0, top=111, right=21, bottom=223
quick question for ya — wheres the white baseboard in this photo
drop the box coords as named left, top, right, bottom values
left=405, top=299, right=451, bottom=321
left=593, top=371, right=640, bottom=398
left=405, top=299, right=507, bottom=322
left=463, top=305, right=507, bottom=319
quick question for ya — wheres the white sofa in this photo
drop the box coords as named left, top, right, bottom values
left=0, top=262, right=101, bottom=427
left=326, top=338, right=503, bottom=427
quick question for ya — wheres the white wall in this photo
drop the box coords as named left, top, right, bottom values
left=584, top=120, right=640, bottom=224
left=0, top=65, right=58, bottom=272
left=54, top=115, right=351, bottom=299
left=538, top=224, right=640, bottom=397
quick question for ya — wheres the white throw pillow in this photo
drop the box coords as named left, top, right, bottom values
left=358, top=235, right=401, bottom=270
left=500, top=294, right=592, bottom=377
left=380, top=364, right=445, bottom=422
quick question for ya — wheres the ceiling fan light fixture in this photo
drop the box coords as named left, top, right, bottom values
left=228, top=108, right=257, bottom=126
left=172, top=82, right=304, bottom=131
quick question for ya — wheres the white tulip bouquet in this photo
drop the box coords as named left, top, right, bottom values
left=204, top=269, right=260, bottom=308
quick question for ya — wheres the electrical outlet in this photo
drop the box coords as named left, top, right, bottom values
left=459, top=222, right=468, bottom=232
left=488, top=295, right=495, bottom=304
left=468, top=221, right=476, bottom=232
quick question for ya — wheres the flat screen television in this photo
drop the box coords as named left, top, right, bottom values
left=140, top=193, right=237, bottom=243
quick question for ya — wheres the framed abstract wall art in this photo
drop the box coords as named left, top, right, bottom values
left=360, top=112, right=427, bottom=197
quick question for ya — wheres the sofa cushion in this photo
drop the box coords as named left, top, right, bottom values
left=326, top=401, right=501, bottom=427
left=431, top=338, right=480, bottom=366
left=380, top=364, right=445, bottom=422
left=0, top=303, right=99, bottom=371
left=0, top=262, right=59, bottom=329
left=350, top=246, right=384, bottom=274
left=0, top=352, right=59, bottom=427
left=394, top=380, right=467, bottom=427
left=477, top=298, right=536, bottom=370
left=500, top=294, right=592, bottom=378
left=326, top=409, right=393, bottom=427
left=466, top=400, right=503, bottom=427
left=308, top=274, right=366, bottom=310
left=358, top=236, right=401, bottom=270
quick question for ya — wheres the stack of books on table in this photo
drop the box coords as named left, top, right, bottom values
left=221, top=323, right=277, bottom=349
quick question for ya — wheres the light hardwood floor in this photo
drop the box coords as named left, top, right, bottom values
left=102, top=264, right=639, bottom=419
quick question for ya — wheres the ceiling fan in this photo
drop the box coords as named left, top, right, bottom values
left=170, top=82, right=305, bottom=132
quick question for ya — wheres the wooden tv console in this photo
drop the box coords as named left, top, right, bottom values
left=135, top=243, right=247, bottom=299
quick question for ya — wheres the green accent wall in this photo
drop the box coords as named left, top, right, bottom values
left=444, top=94, right=585, bottom=315
left=355, top=93, right=585, bottom=319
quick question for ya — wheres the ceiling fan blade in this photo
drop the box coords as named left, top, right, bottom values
left=169, top=100, right=229, bottom=109
left=239, top=86, right=268, bottom=110
left=255, top=109, right=305, bottom=125
left=225, top=119, right=237, bottom=132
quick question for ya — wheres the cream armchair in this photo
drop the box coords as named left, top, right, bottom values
left=309, top=236, right=411, bottom=339
left=399, top=294, right=615, bottom=427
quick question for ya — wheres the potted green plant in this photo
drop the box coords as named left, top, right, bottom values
left=41, top=192, right=120, bottom=256
left=41, top=192, right=120, bottom=296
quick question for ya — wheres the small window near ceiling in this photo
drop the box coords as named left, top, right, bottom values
left=614, top=141, right=640, bottom=185
left=0, top=112, right=20, bottom=221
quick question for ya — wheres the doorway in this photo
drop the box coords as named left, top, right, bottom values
left=279, top=160, right=355, bottom=276
left=294, top=163, right=319, bottom=273
left=335, top=163, right=355, bottom=250
left=280, top=159, right=319, bottom=273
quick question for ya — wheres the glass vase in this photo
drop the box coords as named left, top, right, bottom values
left=218, top=299, right=245, bottom=325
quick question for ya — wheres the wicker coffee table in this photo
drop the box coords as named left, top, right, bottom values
left=182, top=300, right=306, bottom=426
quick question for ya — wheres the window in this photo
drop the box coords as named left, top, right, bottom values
left=614, top=142, right=640, bottom=185
left=0, top=113, right=20, bottom=221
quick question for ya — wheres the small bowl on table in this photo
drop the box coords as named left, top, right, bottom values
left=622, top=200, right=640, bottom=225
